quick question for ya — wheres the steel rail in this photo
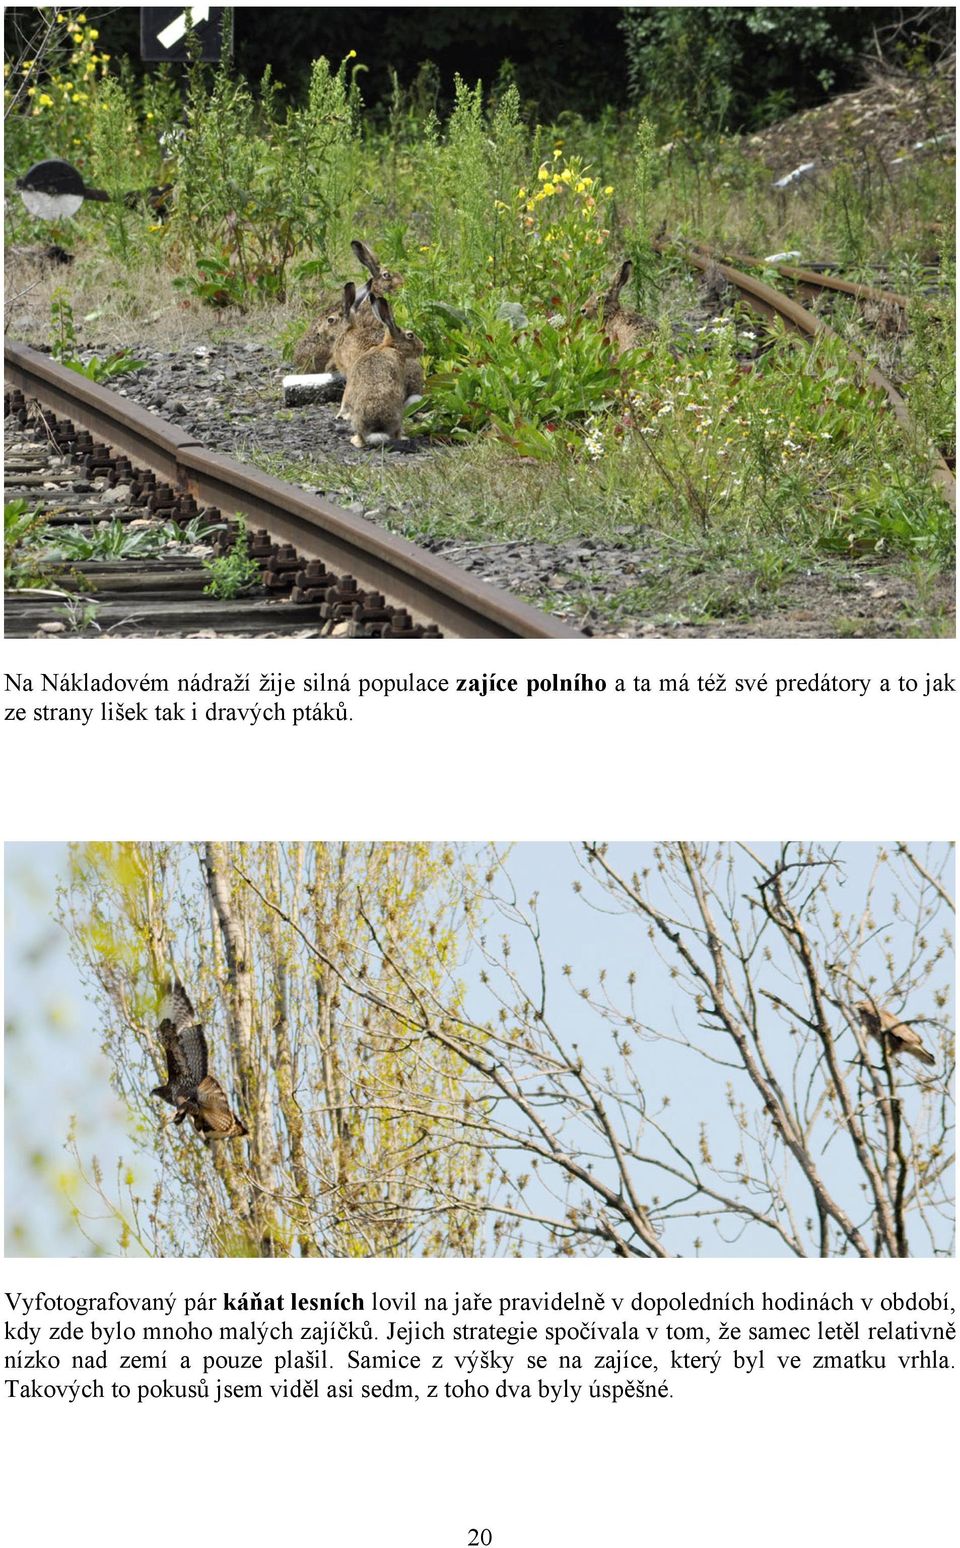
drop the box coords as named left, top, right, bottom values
left=654, top=238, right=956, bottom=513
left=4, top=340, right=581, bottom=639
left=689, top=241, right=913, bottom=308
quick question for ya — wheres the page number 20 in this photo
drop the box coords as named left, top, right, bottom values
left=468, top=1532, right=492, bottom=1546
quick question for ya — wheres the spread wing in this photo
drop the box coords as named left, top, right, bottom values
left=157, top=980, right=208, bottom=1087
left=159, top=979, right=198, bottom=1035
left=195, top=1075, right=247, bottom=1137
left=176, top=1021, right=208, bottom=1085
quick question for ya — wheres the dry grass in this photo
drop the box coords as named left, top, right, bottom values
left=4, top=250, right=307, bottom=352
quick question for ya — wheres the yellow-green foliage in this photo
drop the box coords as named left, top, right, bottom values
left=5, top=11, right=113, bottom=157
left=61, top=842, right=495, bottom=1258
left=501, top=154, right=614, bottom=314
left=5, top=37, right=952, bottom=548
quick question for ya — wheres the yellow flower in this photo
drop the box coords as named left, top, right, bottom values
left=89, top=29, right=98, bottom=39
left=346, top=49, right=356, bottom=59
left=575, top=179, right=587, bottom=193
left=26, top=86, right=36, bottom=96
left=542, top=182, right=556, bottom=195
left=537, top=165, right=549, bottom=181
left=56, top=12, right=65, bottom=20
left=77, top=12, right=87, bottom=21
left=553, top=147, right=562, bottom=159
left=603, top=185, right=614, bottom=195
left=560, top=167, right=573, bottom=183
left=38, top=92, right=53, bottom=106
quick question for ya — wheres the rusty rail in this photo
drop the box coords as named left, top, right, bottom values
left=689, top=242, right=913, bottom=309
left=655, top=238, right=956, bottom=513
left=4, top=340, right=582, bottom=639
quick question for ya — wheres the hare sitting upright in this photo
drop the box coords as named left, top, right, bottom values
left=350, top=237, right=404, bottom=308
left=333, top=283, right=425, bottom=417
left=341, top=297, right=425, bottom=448
left=330, top=280, right=386, bottom=384
left=292, top=238, right=404, bottom=375
left=582, top=259, right=655, bottom=352
left=292, top=299, right=343, bottom=374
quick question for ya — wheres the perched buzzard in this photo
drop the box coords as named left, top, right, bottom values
left=854, top=999, right=936, bottom=1067
left=152, top=981, right=248, bottom=1144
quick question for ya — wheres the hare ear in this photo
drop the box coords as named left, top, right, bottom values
left=614, top=259, right=633, bottom=297
left=341, top=281, right=356, bottom=319
left=372, top=295, right=398, bottom=336
left=351, top=239, right=381, bottom=276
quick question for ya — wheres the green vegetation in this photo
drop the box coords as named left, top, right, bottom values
left=5, top=506, right=226, bottom=592
left=620, top=7, right=874, bottom=133
left=4, top=12, right=954, bottom=627
left=59, top=841, right=492, bottom=1258
left=4, top=497, right=48, bottom=587
left=37, top=518, right=175, bottom=562
left=57, top=595, right=100, bottom=632
left=50, top=291, right=144, bottom=382
left=202, top=527, right=262, bottom=599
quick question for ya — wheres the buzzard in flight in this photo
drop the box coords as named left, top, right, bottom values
left=152, top=981, right=248, bottom=1144
left=854, top=999, right=936, bottom=1067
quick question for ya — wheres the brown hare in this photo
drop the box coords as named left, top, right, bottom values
left=341, top=296, right=425, bottom=448
left=292, top=238, right=404, bottom=375
left=333, top=282, right=425, bottom=415
left=582, top=259, right=655, bottom=352
left=330, top=280, right=385, bottom=380
left=291, top=300, right=342, bottom=374
left=350, top=237, right=404, bottom=307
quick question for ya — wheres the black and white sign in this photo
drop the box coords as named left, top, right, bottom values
left=16, top=159, right=86, bottom=220
left=140, top=7, right=231, bottom=62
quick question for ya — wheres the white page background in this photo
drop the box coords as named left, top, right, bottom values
left=2, top=629, right=957, bottom=1548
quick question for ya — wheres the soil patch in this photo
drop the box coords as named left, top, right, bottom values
left=743, top=64, right=955, bottom=178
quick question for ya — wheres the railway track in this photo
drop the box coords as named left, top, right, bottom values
left=689, top=242, right=918, bottom=310
left=4, top=340, right=581, bottom=640
left=655, top=236, right=956, bottom=513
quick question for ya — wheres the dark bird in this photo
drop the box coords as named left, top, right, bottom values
left=152, top=981, right=248, bottom=1144
left=855, top=999, right=936, bottom=1067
